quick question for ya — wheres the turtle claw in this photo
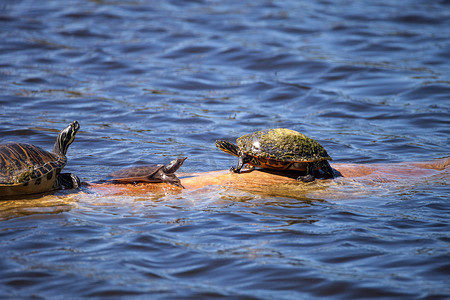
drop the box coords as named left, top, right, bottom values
left=229, top=166, right=239, bottom=173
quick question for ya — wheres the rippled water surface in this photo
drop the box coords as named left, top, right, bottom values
left=1, top=0, right=449, bottom=298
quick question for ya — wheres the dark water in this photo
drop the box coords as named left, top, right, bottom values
left=1, top=0, right=449, bottom=298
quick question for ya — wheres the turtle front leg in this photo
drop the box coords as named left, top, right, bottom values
left=57, top=173, right=81, bottom=189
left=154, top=170, right=184, bottom=188
left=164, top=173, right=184, bottom=188
left=297, top=163, right=316, bottom=182
left=320, top=160, right=335, bottom=179
left=231, top=154, right=252, bottom=173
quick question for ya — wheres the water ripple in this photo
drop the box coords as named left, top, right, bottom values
left=0, top=0, right=449, bottom=298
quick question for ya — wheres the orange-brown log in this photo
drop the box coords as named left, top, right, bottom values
left=88, top=158, right=448, bottom=197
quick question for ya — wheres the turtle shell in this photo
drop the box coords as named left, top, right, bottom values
left=105, top=158, right=187, bottom=187
left=0, top=143, right=66, bottom=196
left=107, top=165, right=164, bottom=183
left=237, top=128, right=332, bottom=163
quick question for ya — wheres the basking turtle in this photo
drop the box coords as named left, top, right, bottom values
left=215, top=128, right=334, bottom=182
left=0, top=121, right=80, bottom=197
left=104, top=157, right=187, bottom=188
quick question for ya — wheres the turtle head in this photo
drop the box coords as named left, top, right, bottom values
left=53, top=121, right=80, bottom=156
left=215, top=140, right=240, bottom=157
left=163, top=157, right=187, bottom=173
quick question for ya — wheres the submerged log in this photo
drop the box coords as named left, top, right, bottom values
left=90, top=158, right=449, bottom=198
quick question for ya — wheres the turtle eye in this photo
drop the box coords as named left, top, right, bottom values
left=72, top=121, right=80, bottom=132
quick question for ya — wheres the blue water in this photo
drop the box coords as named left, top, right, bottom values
left=0, top=0, right=449, bottom=298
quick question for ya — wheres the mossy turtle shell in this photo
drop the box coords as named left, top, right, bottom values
left=237, top=128, right=332, bottom=163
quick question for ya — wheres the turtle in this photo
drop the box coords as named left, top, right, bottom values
left=0, top=121, right=80, bottom=197
left=104, top=157, right=187, bottom=188
left=215, top=128, right=335, bottom=182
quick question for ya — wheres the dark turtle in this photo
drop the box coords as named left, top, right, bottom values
left=215, top=128, right=334, bottom=182
left=105, top=157, right=187, bottom=188
left=0, top=121, right=80, bottom=197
